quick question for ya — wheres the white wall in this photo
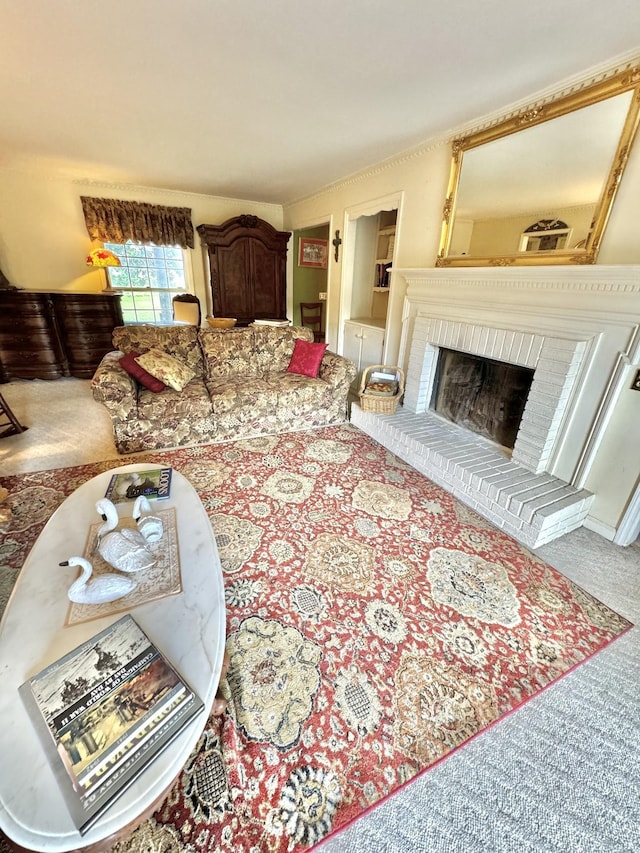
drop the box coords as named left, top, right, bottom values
left=0, top=160, right=283, bottom=317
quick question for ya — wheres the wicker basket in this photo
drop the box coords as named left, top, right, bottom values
left=358, top=365, right=405, bottom=414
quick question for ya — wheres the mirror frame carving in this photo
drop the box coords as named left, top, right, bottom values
left=437, top=66, right=640, bottom=267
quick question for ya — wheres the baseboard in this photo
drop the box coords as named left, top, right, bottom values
left=583, top=516, right=616, bottom=541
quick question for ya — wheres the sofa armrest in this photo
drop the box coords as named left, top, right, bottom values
left=318, top=351, right=357, bottom=392
left=91, top=351, right=138, bottom=421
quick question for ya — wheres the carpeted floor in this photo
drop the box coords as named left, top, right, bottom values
left=1, top=379, right=639, bottom=852
left=1, top=420, right=637, bottom=853
left=0, top=378, right=117, bottom=475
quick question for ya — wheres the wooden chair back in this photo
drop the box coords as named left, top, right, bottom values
left=300, top=302, right=324, bottom=341
left=172, top=294, right=202, bottom=326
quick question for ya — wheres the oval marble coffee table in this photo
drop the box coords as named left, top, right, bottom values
left=0, top=464, right=226, bottom=852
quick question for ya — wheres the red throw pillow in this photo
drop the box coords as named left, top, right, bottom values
left=286, top=338, right=328, bottom=378
left=119, top=350, right=166, bottom=392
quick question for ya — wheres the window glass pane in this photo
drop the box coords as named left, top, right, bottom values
left=126, top=256, right=148, bottom=268
left=147, top=268, right=168, bottom=288
left=168, top=270, right=186, bottom=289
left=109, top=267, right=131, bottom=288
left=130, top=269, right=150, bottom=287
left=119, top=292, right=136, bottom=314
left=122, top=244, right=145, bottom=258
left=152, top=292, right=174, bottom=323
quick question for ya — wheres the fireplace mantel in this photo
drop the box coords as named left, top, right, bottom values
left=397, top=264, right=640, bottom=294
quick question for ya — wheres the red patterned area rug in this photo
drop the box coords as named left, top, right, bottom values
left=0, top=425, right=631, bottom=852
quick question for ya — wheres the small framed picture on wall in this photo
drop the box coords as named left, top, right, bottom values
left=298, top=238, right=328, bottom=269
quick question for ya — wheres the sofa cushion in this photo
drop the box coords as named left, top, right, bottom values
left=132, top=380, right=216, bottom=451
left=200, top=327, right=261, bottom=381
left=265, top=370, right=334, bottom=411
left=137, top=379, right=214, bottom=422
left=135, top=348, right=196, bottom=391
left=206, top=371, right=334, bottom=441
left=119, top=350, right=166, bottom=392
left=287, top=338, right=328, bottom=378
left=252, top=326, right=314, bottom=374
left=207, top=371, right=331, bottom=417
left=113, top=324, right=204, bottom=378
left=206, top=377, right=278, bottom=416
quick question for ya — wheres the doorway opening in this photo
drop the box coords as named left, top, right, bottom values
left=292, top=224, right=330, bottom=336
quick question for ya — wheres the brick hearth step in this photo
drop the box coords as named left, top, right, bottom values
left=351, top=405, right=593, bottom=549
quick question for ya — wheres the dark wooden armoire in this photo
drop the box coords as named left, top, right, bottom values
left=197, top=215, right=291, bottom=326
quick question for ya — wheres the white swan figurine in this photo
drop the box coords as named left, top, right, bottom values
left=133, top=495, right=164, bottom=544
left=95, top=498, right=156, bottom=573
left=61, top=556, right=137, bottom=604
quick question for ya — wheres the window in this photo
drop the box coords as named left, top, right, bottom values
left=104, top=241, right=190, bottom=324
left=518, top=219, right=572, bottom=253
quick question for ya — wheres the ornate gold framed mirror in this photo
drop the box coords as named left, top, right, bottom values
left=437, top=66, right=640, bottom=267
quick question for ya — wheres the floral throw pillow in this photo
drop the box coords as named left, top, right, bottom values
left=135, top=348, right=195, bottom=392
left=286, top=338, right=328, bottom=378
left=119, top=350, right=166, bottom=392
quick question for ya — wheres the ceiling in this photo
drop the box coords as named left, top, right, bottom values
left=1, top=0, right=640, bottom=205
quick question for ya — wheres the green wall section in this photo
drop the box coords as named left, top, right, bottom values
left=292, top=224, right=329, bottom=328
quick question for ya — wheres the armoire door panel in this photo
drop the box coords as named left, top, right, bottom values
left=213, top=245, right=252, bottom=319
left=251, top=240, right=283, bottom=319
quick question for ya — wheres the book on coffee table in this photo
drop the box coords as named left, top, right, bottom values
left=104, top=467, right=172, bottom=503
left=19, top=614, right=203, bottom=835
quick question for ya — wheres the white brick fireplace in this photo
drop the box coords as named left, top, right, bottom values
left=351, top=266, right=640, bottom=548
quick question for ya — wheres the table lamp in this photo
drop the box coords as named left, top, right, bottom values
left=86, top=248, right=121, bottom=267
left=86, top=247, right=121, bottom=288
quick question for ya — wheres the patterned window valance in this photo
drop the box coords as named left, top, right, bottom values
left=80, top=197, right=194, bottom=249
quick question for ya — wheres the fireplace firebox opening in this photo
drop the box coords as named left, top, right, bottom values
left=431, top=348, right=534, bottom=452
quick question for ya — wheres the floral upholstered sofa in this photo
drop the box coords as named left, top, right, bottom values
left=91, top=323, right=357, bottom=453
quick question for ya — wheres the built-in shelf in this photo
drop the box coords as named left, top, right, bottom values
left=343, top=204, right=398, bottom=384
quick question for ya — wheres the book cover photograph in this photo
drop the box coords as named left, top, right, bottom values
left=105, top=468, right=172, bottom=503
left=19, top=615, right=203, bottom=834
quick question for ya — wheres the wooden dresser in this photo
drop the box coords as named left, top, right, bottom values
left=0, top=290, right=123, bottom=382
left=197, top=215, right=290, bottom=326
